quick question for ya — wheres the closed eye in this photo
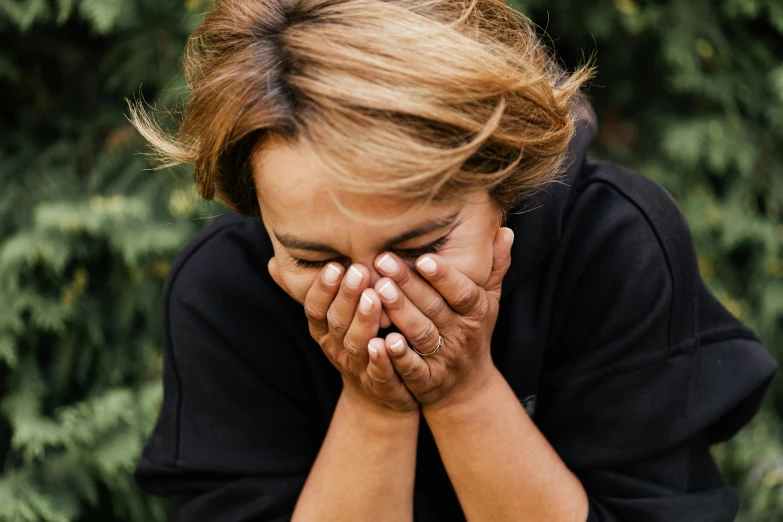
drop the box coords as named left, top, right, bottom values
left=293, top=235, right=448, bottom=269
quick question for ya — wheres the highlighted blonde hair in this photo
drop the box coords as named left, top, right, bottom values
left=130, top=0, right=593, bottom=217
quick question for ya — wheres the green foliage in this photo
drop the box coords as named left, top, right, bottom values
left=0, top=0, right=781, bottom=520
left=0, top=0, right=215, bottom=520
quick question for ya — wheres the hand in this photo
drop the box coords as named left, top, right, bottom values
left=372, top=227, right=514, bottom=410
left=270, top=259, right=419, bottom=415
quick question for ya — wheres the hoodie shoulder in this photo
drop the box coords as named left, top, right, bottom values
left=544, top=158, right=773, bottom=393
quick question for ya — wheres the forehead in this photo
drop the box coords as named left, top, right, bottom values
left=252, top=141, right=445, bottom=230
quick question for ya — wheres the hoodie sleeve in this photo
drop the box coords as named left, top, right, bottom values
left=134, top=217, right=334, bottom=522
left=536, top=164, right=777, bottom=522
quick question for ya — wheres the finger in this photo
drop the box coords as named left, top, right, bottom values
left=366, top=338, right=396, bottom=384
left=374, top=252, right=453, bottom=329
left=375, top=277, right=441, bottom=354
left=414, top=254, right=485, bottom=317
left=343, top=289, right=381, bottom=363
left=303, top=262, right=344, bottom=338
left=384, top=333, right=432, bottom=390
left=380, top=308, right=393, bottom=330
left=483, top=227, right=514, bottom=300
left=325, top=264, right=370, bottom=338
left=366, top=338, right=415, bottom=406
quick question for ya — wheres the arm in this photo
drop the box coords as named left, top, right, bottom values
left=422, top=370, right=587, bottom=521
left=372, top=178, right=776, bottom=522
left=269, top=260, right=423, bottom=521
left=372, top=227, right=586, bottom=520
left=293, top=390, right=419, bottom=522
left=135, top=218, right=422, bottom=521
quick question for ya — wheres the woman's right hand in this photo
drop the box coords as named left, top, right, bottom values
left=303, top=262, right=419, bottom=415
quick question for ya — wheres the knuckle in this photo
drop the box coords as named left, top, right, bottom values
left=420, top=295, right=446, bottom=318
left=344, top=344, right=362, bottom=360
left=342, top=335, right=362, bottom=358
left=367, top=370, right=392, bottom=387
left=409, top=322, right=436, bottom=348
left=454, top=328, right=469, bottom=347
left=399, top=362, right=426, bottom=383
left=326, top=309, right=348, bottom=334
left=303, top=301, right=325, bottom=321
left=452, top=284, right=477, bottom=310
left=469, top=293, right=490, bottom=319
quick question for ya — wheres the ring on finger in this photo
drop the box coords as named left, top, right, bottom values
left=411, top=335, right=442, bottom=357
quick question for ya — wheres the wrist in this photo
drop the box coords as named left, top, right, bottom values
left=422, top=366, right=507, bottom=426
left=340, top=385, right=420, bottom=430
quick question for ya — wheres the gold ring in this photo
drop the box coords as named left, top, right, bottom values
left=412, top=335, right=442, bottom=357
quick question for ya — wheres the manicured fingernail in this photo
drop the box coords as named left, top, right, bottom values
left=324, top=264, right=342, bottom=284
left=416, top=256, right=437, bottom=275
left=389, top=338, right=405, bottom=354
left=378, top=281, right=398, bottom=301
left=368, top=344, right=378, bottom=359
left=359, top=292, right=373, bottom=313
left=376, top=254, right=399, bottom=275
left=345, top=266, right=363, bottom=288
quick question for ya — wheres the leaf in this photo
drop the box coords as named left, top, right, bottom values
left=0, top=335, right=18, bottom=368
left=55, top=0, right=74, bottom=25
left=77, top=0, right=123, bottom=34
left=0, top=0, right=49, bottom=31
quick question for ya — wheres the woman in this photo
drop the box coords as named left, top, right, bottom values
left=131, top=0, right=777, bottom=520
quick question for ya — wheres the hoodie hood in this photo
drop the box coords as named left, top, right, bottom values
left=501, top=101, right=598, bottom=295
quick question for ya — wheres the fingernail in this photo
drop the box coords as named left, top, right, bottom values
left=324, top=264, right=342, bottom=284
left=345, top=266, right=363, bottom=288
left=368, top=344, right=378, bottom=359
left=377, top=281, right=398, bottom=301
left=389, top=338, right=405, bottom=354
left=376, top=254, right=399, bottom=275
left=359, top=292, right=373, bottom=313
left=416, top=256, right=437, bottom=275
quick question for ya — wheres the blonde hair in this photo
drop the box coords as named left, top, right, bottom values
left=130, top=0, right=593, bottom=218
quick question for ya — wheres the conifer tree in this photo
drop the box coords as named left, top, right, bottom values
left=0, top=1, right=211, bottom=520
left=1, top=1, right=781, bottom=520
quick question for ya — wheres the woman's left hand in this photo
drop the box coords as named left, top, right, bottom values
left=372, top=227, right=514, bottom=410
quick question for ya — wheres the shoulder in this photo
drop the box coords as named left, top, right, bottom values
left=567, top=159, right=695, bottom=275
left=163, top=212, right=309, bottom=380
left=560, top=161, right=697, bottom=338
left=546, top=159, right=766, bottom=380
left=537, top=161, right=776, bottom=457
left=164, top=212, right=300, bottom=324
left=543, top=160, right=716, bottom=387
left=166, top=212, right=274, bottom=303
left=572, top=160, right=697, bottom=274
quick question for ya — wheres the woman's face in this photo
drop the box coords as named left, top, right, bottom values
left=253, top=142, right=501, bottom=328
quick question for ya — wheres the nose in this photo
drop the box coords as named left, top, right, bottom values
left=349, top=254, right=383, bottom=286
left=367, top=264, right=383, bottom=288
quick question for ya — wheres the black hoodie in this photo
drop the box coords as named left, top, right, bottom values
left=135, top=106, right=777, bottom=521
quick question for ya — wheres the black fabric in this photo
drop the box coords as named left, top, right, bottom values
left=135, top=109, right=778, bottom=521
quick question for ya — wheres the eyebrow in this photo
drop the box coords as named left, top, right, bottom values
left=273, top=209, right=461, bottom=253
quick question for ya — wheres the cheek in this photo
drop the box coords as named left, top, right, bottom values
left=279, top=264, right=319, bottom=304
left=443, top=244, right=494, bottom=287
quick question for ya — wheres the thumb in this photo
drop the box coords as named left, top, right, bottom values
left=483, top=227, right=514, bottom=300
left=267, top=257, right=296, bottom=300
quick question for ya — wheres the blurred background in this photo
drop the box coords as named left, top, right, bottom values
left=0, top=0, right=781, bottom=520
